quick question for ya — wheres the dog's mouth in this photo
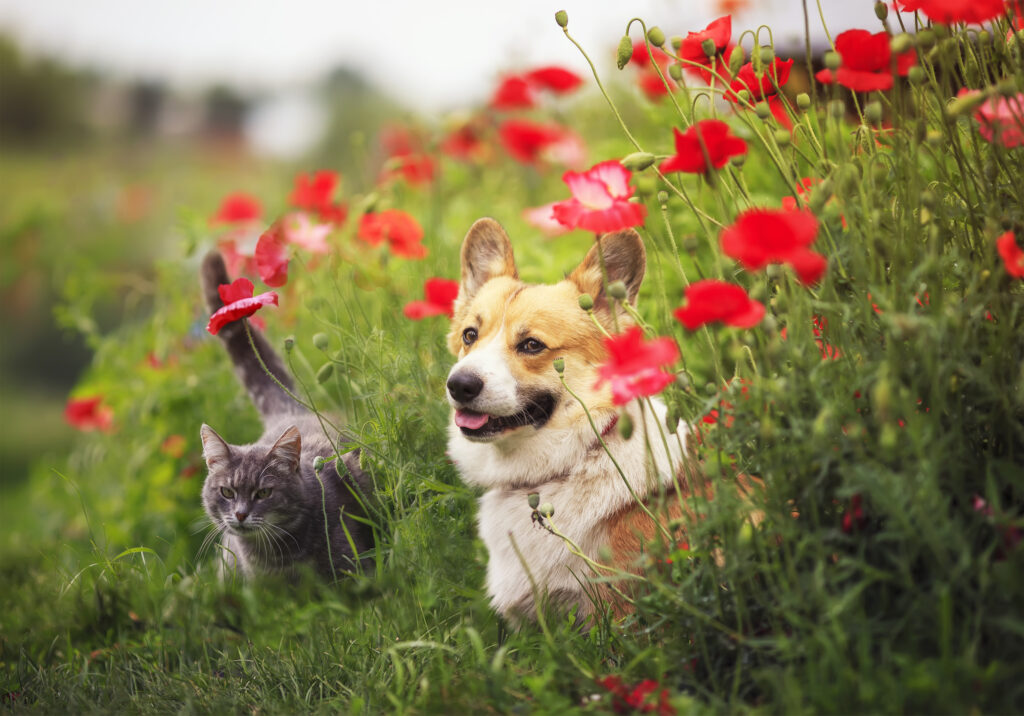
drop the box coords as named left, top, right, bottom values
left=454, top=393, right=557, bottom=439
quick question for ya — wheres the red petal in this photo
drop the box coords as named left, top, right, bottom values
left=254, top=227, right=289, bottom=288
left=207, top=291, right=279, bottom=335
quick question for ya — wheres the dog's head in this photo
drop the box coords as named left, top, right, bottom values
left=445, top=218, right=646, bottom=447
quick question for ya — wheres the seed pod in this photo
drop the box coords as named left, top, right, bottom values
left=528, top=492, right=540, bottom=509
left=621, top=152, right=656, bottom=171
left=607, top=280, right=627, bottom=300
left=316, top=362, right=334, bottom=384
left=647, top=26, right=665, bottom=47
left=552, top=357, right=565, bottom=374
left=864, top=100, right=883, bottom=125
left=284, top=335, right=295, bottom=353
left=796, top=92, right=811, bottom=110
left=668, top=63, right=683, bottom=81
left=755, top=102, right=771, bottom=119
left=555, top=9, right=568, bottom=27
left=616, top=35, right=633, bottom=70
left=578, top=293, right=594, bottom=311
left=538, top=502, right=554, bottom=518
left=313, top=332, right=330, bottom=351
left=701, top=38, right=716, bottom=58
left=874, top=1, right=888, bottom=21
left=618, top=412, right=634, bottom=440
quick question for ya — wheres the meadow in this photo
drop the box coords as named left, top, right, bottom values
left=2, top=3, right=1024, bottom=713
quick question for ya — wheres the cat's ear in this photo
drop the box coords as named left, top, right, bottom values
left=267, top=426, right=301, bottom=474
left=200, top=424, right=231, bottom=470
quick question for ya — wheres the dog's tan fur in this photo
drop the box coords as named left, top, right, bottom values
left=445, top=218, right=698, bottom=624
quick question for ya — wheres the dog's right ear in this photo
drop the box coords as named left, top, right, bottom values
left=459, top=218, right=518, bottom=300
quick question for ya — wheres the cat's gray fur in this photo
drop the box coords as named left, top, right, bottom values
left=198, top=251, right=374, bottom=581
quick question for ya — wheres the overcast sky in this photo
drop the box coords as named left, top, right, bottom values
left=0, top=0, right=880, bottom=112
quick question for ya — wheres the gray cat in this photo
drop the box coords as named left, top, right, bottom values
left=198, top=251, right=375, bottom=581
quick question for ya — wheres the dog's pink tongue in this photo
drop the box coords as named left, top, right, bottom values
left=455, top=410, right=490, bottom=430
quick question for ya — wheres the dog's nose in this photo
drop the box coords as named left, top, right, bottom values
left=447, top=372, right=484, bottom=403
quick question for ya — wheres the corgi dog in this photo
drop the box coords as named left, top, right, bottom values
left=445, top=218, right=695, bottom=624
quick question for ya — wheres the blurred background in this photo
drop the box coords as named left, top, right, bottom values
left=0, top=0, right=876, bottom=488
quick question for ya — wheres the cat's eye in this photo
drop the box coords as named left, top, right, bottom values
left=220, top=486, right=235, bottom=499
left=254, top=487, right=273, bottom=500
left=462, top=327, right=478, bottom=346
left=517, top=337, right=547, bottom=355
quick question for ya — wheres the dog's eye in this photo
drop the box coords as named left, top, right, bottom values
left=518, top=338, right=547, bottom=355
left=462, top=327, right=478, bottom=346
left=254, top=487, right=272, bottom=500
left=220, top=486, right=235, bottom=499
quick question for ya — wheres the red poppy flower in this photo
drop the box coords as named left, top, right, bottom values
left=404, top=278, right=460, bottom=320
left=628, top=41, right=674, bottom=100
left=491, top=75, right=535, bottom=110
left=357, top=209, right=427, bottom=259
left=254, top=225, right=289, bottom=287
left=217, top=238, right=257, bottom=278
left=595, top=327, right=679, bottom=406
left=206, top=277, right=279, bottom=335
left=498, top=119, right=569, bottom=165
left=842, top=494, right=867, bottom=533
left=290, top=170, right=338, bottom=211
left=720, top=207, right=826, bottom=285
left=379, top=127, right=436, bottom=185
left=725, top=57, right=793, bottom=103
left=659, top=119, right=748, bottom=174
left=441, top=122, right=489, bottom=162
left=893, top=0, right=1005, bottom=23
left=674, top=279, right=765, bottom=330
left=523, top=65, right=583, bottom=93
left=597, top=675, right=676, bottom=716
left=959, top=89, right=1024, bottom=148
left=678, top=16, right=733, bottom=83
left=996, top=231, right=1024, bottom=278
left=65, top=396, right=114, bottom=432
left=210, top=193, right=262, bottom=225
left=815, top=29, right=915, bottom=92
left=160, top=434, right=187, bottom=459
left=551, top=160, right=647, bottom=233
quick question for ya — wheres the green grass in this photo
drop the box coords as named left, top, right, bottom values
left=4, top=7, right=1024, bottom=714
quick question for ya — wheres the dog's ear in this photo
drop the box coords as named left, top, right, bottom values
left=569, top=229, right=646, bottom=311
left=460, top=218, right=517, bottom=300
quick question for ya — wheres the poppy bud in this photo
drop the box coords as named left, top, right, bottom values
left=671, top=36, right=683, bottom=51
left=621, top=152, right=656, bottom=171
left=682, top=236, right=700, bottom=253
left=701, top=38, right=716, bottom=58
left=828, top=99, right=846, bottom=118
left=675, top=372, right=690, bottom=390
left=313, top=332, right=330, bottom=351
left=730, top=153, right=746, bottom=167
left=618, top=412, right=634, bottom=440
left=665, top=406, right=680, bottom=434
left=874, top=1, right=888, bottom=21
left=945, top=91, right=986, bottom=118
left=616, top=35, right=633, bottom=70
left=916, top=29, right=935, bottom=48
left=758, top=46, right=774, bottom=64
left=284, top=335, right=295, bottom=353
left=607, top=280, right=627, bottom=300
left=796, top=92, right=811, bottom=110
left=316, top=362, right=334, bottom=384
left=647, top=26, right=665, bottom=47
left=997, top=79, right=1017, bottom=98
left=657, top=191, right=669, bottom=204
left=538, top=502, right=554, bottom=518
left=908, top=66, right=925, bottom=85
left=824, top=51, right=841, bottom=71
left=890, top=34, right=912, bottom=55
left=668, top=64, right=683, bottom=81
left=735, top=89, right=751, bottom=104
left=313, top=456, right=327, bottom=474
left=528, top=492, right=540, bottom=509
left=977, top=30, right=991, bottom=46
left=864, top=100, right=883, bottom=125
left=755, top=102, right=771, bottom=119
left=552, top=357, right=565, bottom=374
left=555, top=9, right=568, bottom=27
left=774, top=129, right=791, bottom=146
left=925, top=129, right=942, bottom=146
left=728, top=46, right=745, bottom=76
left=578, top=293, right=594, bottom=311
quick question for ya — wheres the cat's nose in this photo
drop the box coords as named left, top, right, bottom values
left=447, top=371, right=483, bottom=403
left=235, top=511, right=249, bottom=523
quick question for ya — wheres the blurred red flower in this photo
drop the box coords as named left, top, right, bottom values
left=206, top=277, right=279, bottom=335
left=842, top=494, right=867, bottom=533
left=629, top=40, right=673, bottom=100
left=674, top=279, right=765, bottom=330
left=725, top=57, right=793, bottom=104
left=551, top=160, right=647, bottom=232
left=498, top=119, right=570, bottom=164
left=491, top=75, right=535, bottom=110
left=659, top=119, right=747, bottom=174
left=996, top=231, right=1024, bottom=278
left=358, top=209, right=427, bottom=259
left=65, top=396, right=114, bottom=432
left=160, top=434, right=187, bottom=459
left=894, top=0, right=1005, bottom=23
left=678, top=15, right=734, bottom=83
left=254, top=225, right=289, bottom=287
left=958, top=89, right=1024, bottom=148
left=290, top=170, right=338, bottom=211
left=380, top=126, right=437, bottom=185
left=441, top=121, right=489, bottom=162
left=218, top=238, right=258, bottom=278
left=210, top=193, right=262, bottom=225
left=597, top=675, right=676, bottom=715
left=522, top=202, right=572, bottom=236
left=595, top=327, right=679, bottom=406
left=404, top=278, right=460, bottom=320
left=523, top=65, right=583, bottom=93
left=720, top=207, right=827, bottom=285
left=282, top=212, right=332, bottom=254
left=815, top=29, right=915, bottom=92
left=490, top=66, right=582, bottom=110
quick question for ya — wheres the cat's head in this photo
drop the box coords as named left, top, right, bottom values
left=199, top=424, right=309, bottom=538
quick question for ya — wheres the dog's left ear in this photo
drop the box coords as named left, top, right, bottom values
left=459, top=218, right=518, bottom=300
left=569, top=229, right=646, bottom=309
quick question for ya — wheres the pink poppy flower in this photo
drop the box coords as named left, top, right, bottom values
left=254, top=225, right=289, bottom=288
left=595, top=326, right=679, bottom=406
left=404, top=278, right=460, bottom=320
left=282, top=212, right=332, bottom=254
left=551, top=160, right=647, bottom=233
left=959, top=89, right=1024, bottom=148
left=674, top=279, right=765, bottom=330
left=720, top=207, right=827, bottom=285
left=659, top=119, right=747, bottom=174
left=206, top=277, right=279, bottom=335
left=996, top=231, right=1024, bottom=278
left=522, top=202, right=572, bottom=237
left=65, top=396, right=114, bottom=432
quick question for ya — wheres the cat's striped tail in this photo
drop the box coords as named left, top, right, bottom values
left=201, top=250, right=304, bottom=419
